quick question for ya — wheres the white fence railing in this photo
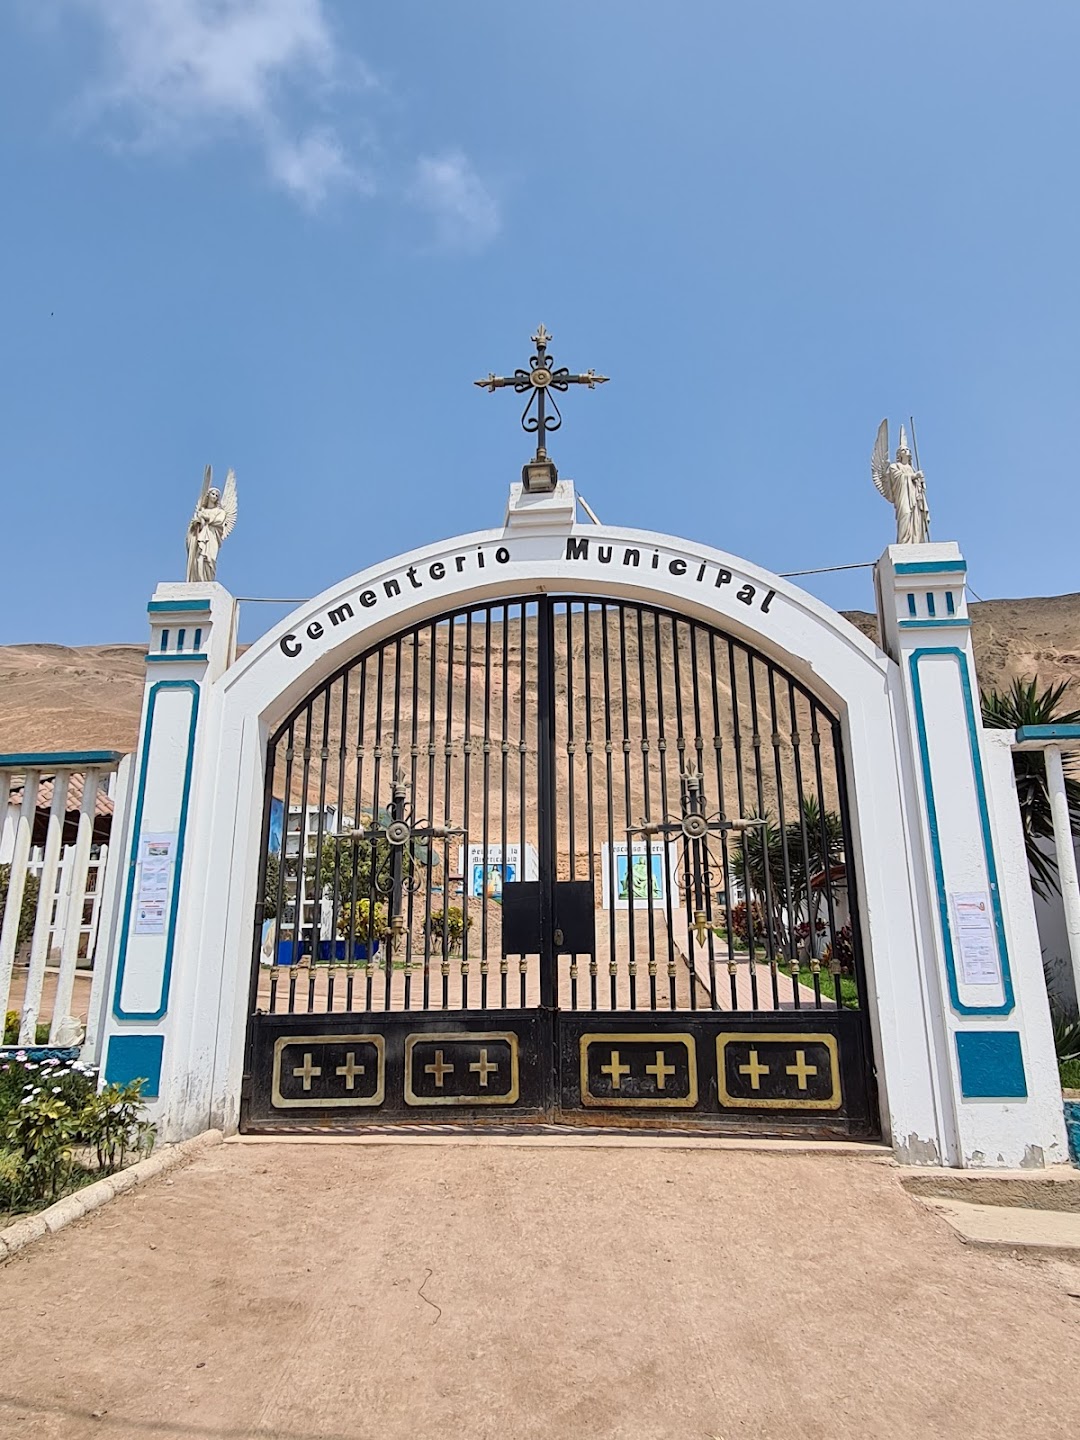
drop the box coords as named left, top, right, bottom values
left=0, top=752, right=129, bottom=1048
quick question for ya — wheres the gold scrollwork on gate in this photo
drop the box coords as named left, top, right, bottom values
left=271, top=1034, right=386, bottom=1109
left=716, top=1032, right=841, bottom=1110
left=579, top=1033, right=698, bottom=1108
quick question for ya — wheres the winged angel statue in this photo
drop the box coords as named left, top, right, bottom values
left=872, top=420, right=930, bottom=545
left=185, top=465, right=238, bottom=583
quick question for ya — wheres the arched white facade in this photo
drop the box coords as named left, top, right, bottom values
left=91, top=490, right=1068, bottom=1168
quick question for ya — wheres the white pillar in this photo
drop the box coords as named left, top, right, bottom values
left=96, top=584, right=235, bottom=1113
left=1045, top=745, right=1080, bottom=1008
left=877, top=543, right=1068, bottom=1167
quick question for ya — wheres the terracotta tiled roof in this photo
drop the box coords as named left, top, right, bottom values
left=6, top=773, right=114, bottom=819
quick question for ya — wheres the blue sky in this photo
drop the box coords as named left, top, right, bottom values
left=1, top=1, right=1077, bottom=645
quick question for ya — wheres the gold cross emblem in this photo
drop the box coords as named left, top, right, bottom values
left=600, top=1050, right=631, bottom=1089
left=292, top=1053, right=321, bottom=1091
left=785, top=1049, right=818, bottom=1090
left=645, top=1050, right=676, bottom=1090
left=738, top=1049, right=770, bottom=1091
left=469, top=1048, right=499, bottom=1087
left=335, top=1053, right=365, bottom=1091
left=425, top=1050, right=454, bottom=1087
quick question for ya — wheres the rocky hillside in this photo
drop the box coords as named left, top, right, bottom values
left=1, top=593, right=1077, bottom=755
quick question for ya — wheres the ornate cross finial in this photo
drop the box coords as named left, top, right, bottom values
left=474, top=325, right=608, bottom=492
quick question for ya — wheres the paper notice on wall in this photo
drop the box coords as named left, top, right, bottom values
left=134, top=832, right=177, bottom=936
left=949, top=891, right=1000, bottom=986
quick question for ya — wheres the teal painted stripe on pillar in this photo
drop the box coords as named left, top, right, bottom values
left=955, top=1031, right=1027, bottom=1099
left=147, top=599, right=212, bottom=613
left=894, top=560, right=968, bottom=575
left=908, top=648, right=1014, bottom=1015
left=112, top=679, right=201, bottom=1022
left=145, top=653, right=209, bottom=664
left=898, top=618, right=971, bottom=630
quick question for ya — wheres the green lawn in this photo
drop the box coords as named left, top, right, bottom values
left=794, top=965, right=860, bottom=1010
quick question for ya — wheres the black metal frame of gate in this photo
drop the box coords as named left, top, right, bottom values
left=241, top=595, right=879, bottom=1136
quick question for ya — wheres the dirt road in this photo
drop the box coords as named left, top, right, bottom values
left=2, top=1139, right=1078, bottom=1439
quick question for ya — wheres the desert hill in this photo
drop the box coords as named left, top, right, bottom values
left=1, top=593, right=1078, bottom=756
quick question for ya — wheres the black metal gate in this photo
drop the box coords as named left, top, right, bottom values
left=241, top=597, right=878, bottom=1135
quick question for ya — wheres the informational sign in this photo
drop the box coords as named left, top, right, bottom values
left=133, top=832, right=177, bottom=936
left=950, top=891, right=1001, bottom=986
left=600, top=841, right=679, bottom=910
left=457, top=843, right=539, bottom=899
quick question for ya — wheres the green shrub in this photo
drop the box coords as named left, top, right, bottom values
left=335, top=898, right=391, bottom=944
left=426, top=906, right=473, bottom=951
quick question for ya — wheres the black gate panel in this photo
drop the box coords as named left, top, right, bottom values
left=557, top=1010, right=874, bottom=1135
left=245, top=1009, right=552, bottom=1130
left=242, top=594, right=879, bottom=1138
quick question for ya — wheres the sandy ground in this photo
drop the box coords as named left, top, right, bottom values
left=2, top=1141, right=1079, bottom=1440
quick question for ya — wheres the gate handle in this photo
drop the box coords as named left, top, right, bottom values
left=553, top=927, right=565, bottom=949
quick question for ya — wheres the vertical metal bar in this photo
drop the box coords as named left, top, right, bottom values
left=618, top=605, right=637, bottom=1010
left=832, top=715, right=866, bottom=1012
left=500, top=606, right=510, bottom=1009
left=422, top=625, right=438, bottom=1011
left=636, top=608, right=658, bottom=1011
left=583, top=603, right=598, bottom=1010
left=670, top=613, right=698, bottom=1011
left=365, top=649, right=386, bottom=1013
left=270, top=723, right=294, bottom=1013
left=810, top=703, right=841, bottom=1008
left=788, top=684, right=822, bottom=1007
left=746, top=656, right=781, bottom=1010
left=460, top=613, right=473, bottom=1009
left=480, top=606, right=493, bottom=1009
left=327, top=671, right=351, bottom=1014
left=708, top=634, right=739, bottom=1011
left=403, top=629, right=421, bottom=1010
left=601, top=606, right=618, bottom=1010
left=384, top=638, right=404, bottom=1012
left=309, top=685, right=332, bottom=1014
left=442, top=615, right=456, bottom=1010
left=767, top=664, right=799, bottom=1009
left=518, top=602, right=529, bottom=1009
left=653, top=610, right=678, bottom=1010
left=689, top=623, right=719, bottom=1010
left=537, top=596, right=557, bottom=1011
left=347, top=657, right=368, bottom=1014
left=289, top=704, right=313, bottom=1014
left=565, top=602, right=578, bottom=1010
left=727, top=646, right=756, bottom=1010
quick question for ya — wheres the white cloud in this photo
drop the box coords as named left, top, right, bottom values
left=66, top=0, right=367, bottom=206
left=410, top=150, right=500, bottom=250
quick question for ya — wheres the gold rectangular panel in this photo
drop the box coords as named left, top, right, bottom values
left=404, top=1031, right=520, bottom=1107
left=271, top=1034, right=386, bottom=1109
left=579, top=1032, right=698, bottom=1108
left=716, top=1031, right=841, bottom=1110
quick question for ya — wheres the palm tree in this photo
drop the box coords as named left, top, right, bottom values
left=981, top=677, right=1080, bottom=899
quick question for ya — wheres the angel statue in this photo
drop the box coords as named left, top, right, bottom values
left=872, top=420, right=929, bottom=545
left=185, top=464, right=237, bottom=583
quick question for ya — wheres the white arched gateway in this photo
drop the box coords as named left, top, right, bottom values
left=89, top=480, right=1067, bottom=1167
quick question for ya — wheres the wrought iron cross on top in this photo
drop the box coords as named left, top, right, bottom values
left=474, top=324, right=608, bottom=493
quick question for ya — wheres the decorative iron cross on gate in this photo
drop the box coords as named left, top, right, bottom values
left=475, top=324, right=608, bottom=493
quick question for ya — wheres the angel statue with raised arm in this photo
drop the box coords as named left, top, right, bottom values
left=872, top=420, right=930, bottom=545
left=185, top=464, right=237, bottom=583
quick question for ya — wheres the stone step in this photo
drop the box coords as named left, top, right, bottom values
left=900, top=1165, right=1080, bottom=1212
left=918, top=1195, right=1080, bottom=1257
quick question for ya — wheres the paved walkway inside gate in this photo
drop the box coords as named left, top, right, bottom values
left=2, top=1140, right=1079, bottom=1439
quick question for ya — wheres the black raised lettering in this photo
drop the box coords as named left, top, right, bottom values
left=715, top=568, right=732, bottom=588
left=406, top=565, right=422, bottom=589
left=565, top=537, right=590, bottom=560
left=328, top=603, right=354, bottom=627
left=384, top=579, right=401, bottom=598
left=359, top=590, right=376, bottom=608
left=495, top=546, right=510, bottom=564
left=280, top=633, right=301, bottom=658
left=736, top=584, right=756, bottom=606
left=306, top=620, right=324, bottom=640
left=622, top=548, right=640, bottom=567
left=669, top=558, right=687, bottom=577
left=429, top=562, right=445, bottom=581
left=760, top=588, right=776, bottom=614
